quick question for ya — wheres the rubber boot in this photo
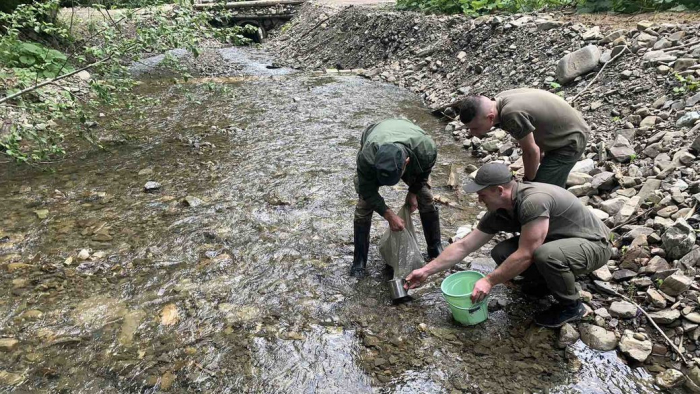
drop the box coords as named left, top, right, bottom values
left=350, top=220, right=372, bottom=278
left=420, top=209, right=443, bottom=259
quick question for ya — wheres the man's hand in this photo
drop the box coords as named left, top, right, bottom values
left=406, top=192, right=418, bottom=213
left=404, top=268, right=429, bottom=289
left=471, top=277, right=492, bottom=304
left=383, top=210, right=405, bottom=232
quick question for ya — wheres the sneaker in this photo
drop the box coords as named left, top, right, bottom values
left=534, top=301, right=585, bottom=328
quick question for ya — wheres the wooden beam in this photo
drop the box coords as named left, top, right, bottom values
left=194, top=0, right=306, bottom=10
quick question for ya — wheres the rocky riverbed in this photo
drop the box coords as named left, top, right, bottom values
left=272, top=3, right=700, bottom=391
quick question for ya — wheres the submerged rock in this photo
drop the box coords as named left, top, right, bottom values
left=656, top=369, right=685, bottom=389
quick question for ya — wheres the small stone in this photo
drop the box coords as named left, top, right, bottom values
left=160, top=304, right=180, bottom=326
left=610, top=301, right=638, bottom=318
left=77, top=249, right=90, bottom=260
left=684, top=312, right=700, bottom=324
left=183, top=196, right=203, bottom=208
left=558, top=323, right=580, bottom=348
left=612, top=269, right=637, bottom=282
left=675, top=58, right=698, bottom=72
left=566, top=172, right=593, bottom=187
left=591, top=265, right=613, bottom=282
left=657, top=205, right=679, bottom=218
left=662, top=219, right=696, bottom=260
left=640, top=116, right=658, bottom=128
left=619, top=331, right=652, bottom=362
left=138, top=168, right=154, bottom=176
left=144, top=181, right=162, bottom=192
left=568, top=183, right=593, bottom=197
left=572, top=159, right=595, bottom=174
left=580, top=323, right=618, bottom=351
left=600, top=30, right=626, bottom=44
left=648, top=309, right=680, bottom=325
left=660, top=274, right=692, bottom=296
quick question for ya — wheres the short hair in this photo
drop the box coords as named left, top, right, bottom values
left=456, top=96, right=485, bottom=124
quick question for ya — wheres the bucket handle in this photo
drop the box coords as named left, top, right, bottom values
left=449, top=303, right=484, bottom=314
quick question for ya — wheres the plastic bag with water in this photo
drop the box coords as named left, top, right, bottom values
left=378, top=205, right=425, bottom=279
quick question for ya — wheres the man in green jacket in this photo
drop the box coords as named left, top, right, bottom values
left=455, top=88, right=589, bottom=188
left=351, top=118, right=443, bottom=278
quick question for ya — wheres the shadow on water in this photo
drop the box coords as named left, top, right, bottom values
left=0, top=47, right=668, bottom=393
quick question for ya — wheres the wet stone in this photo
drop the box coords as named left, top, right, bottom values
left=656, top=369, right=685, bottom=389
left=557, top=323, right=580, bottom=348
left=0, top=338, right=19, bottom=352
left=0, top=371, right=23, bottom=386
left=144, top=181, right=162, bottom=192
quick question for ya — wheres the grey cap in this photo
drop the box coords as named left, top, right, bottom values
left=375, top=144, right=407, bottom=186
left=463, top=162, right=514, bottom=193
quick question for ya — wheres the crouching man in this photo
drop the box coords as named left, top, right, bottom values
left=405, top=162, right=612, bottom=327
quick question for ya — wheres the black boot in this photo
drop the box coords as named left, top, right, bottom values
left=350, top=220, right=371, bottom=278
left=534, top=300, right=585, bottom=328
left=420, top=209, right=443, bottom=259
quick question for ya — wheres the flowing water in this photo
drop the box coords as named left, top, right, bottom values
left=0, top=47, right=669, bottom=393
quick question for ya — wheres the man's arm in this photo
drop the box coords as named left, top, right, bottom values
left=405, top=229, right=494, bottom=289
left=471, top=217, right=549, bottom=302
left=519, top=133, right=540, bottom=181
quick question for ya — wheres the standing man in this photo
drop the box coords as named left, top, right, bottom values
left=405, top=163, right=612, bottom=327
left=351, top=118, right=443, bottom=278
left=455, top=88, right=589, bottom=188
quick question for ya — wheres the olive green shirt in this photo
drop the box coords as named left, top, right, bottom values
left=477, top=182, right=611, bottom=243
left=496, top=88, right=589, bottom=156
left=355, top=118, right=437, bottom=216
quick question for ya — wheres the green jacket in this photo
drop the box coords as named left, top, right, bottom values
left=355, top=118, right=437, bottom=216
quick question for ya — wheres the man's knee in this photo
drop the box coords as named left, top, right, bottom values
left=532, top=243, right=566, bottom=271
left=416, top=187, right=436, bottom=214
left=491, top=237, right=519, bottom=265
left=354, top=199, right=373, bottom=222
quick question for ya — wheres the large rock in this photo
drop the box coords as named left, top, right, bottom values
left=662, top=219, right=696, bottom=260
left=618, top=331, right=652, bottom=363
left=610, top=301, right=637, bottom=318
left=648, top=309, right=681, bottom=325
left=591, top=171, right=615, bottom=190
left=556, top=45, right=601, bottom=84
left=566, top=172, right=593, bottom=187
left=613, top=196, right=640, bottom=226
left=569, top=183, right=593, bottom=197
left=656, top=369, right=685, bottom=389
left=580, top=324, right=618, bottom=351
left=679, top=246, right=700, bottom=268
left=660, top=274, right=692, bottom=296
left=641, top=256, right=671, bottom=274
left=643, top=50, right=678, bottom=63
left=609, top=135, right=636, bottom=163
left=591, top=265, right=613, bottom=281
left=572, top=158, right=595, bottom=174
left=677, top=112, right=700, bottom=128
left=600, top=197, right=629, bottom=215
left=557, top=323, right=580, bottom=348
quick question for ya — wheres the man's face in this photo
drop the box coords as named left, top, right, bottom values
left=476, top=186, right=503, bottom=212
left=465, top=113, right=494, bottom=137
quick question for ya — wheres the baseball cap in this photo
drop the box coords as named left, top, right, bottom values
left=463, top=162, right=514, bottom=193
left=375, top=144, right=408, bottom=186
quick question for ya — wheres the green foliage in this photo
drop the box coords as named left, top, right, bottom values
left=397, top=0, right=698, bottom=14
left=397, top=0, right=575, bottom=15
left=0, top=0, right=252, bottom=163
left=672, top=72, right=699, bottom=97
left=577, top=0, right=700, bottom=13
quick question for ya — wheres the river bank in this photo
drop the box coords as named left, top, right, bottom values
left=271, top=2, right=700, bottom=391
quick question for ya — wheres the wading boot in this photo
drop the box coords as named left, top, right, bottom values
left=420, top=209, right=443, bottom=259
left=534, top=300, right=585, bottom=328
left=350, top=220, right=371, bottom=278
